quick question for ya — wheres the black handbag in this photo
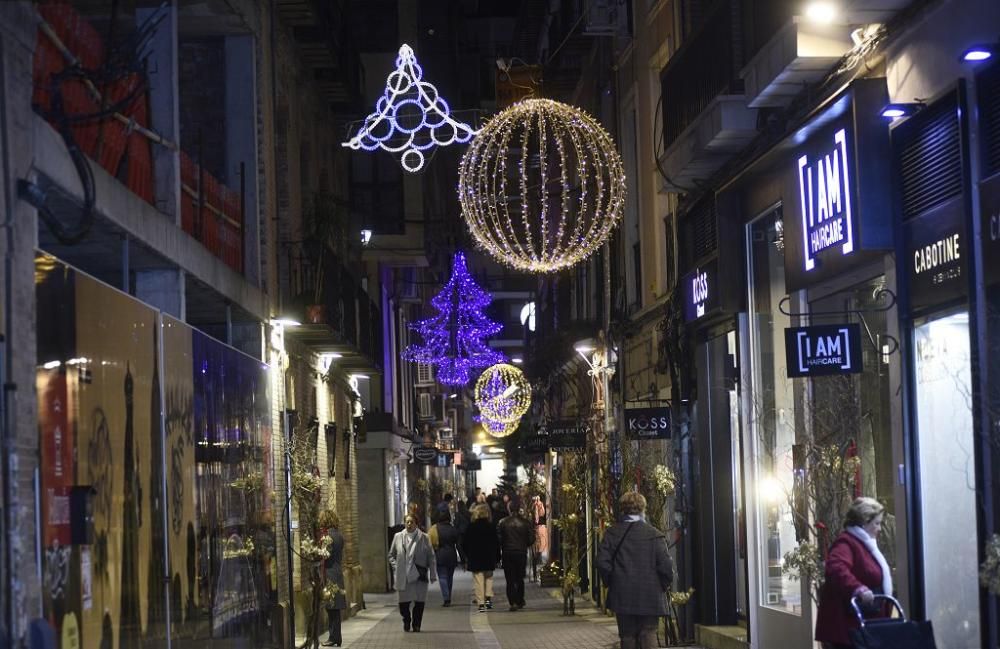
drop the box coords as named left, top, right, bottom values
left=849, top=595, right=937, bottom=649
left=416, top=564, right=428, bottom=582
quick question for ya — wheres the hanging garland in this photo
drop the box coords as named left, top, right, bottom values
left=458, top=98, right=626, bottom=273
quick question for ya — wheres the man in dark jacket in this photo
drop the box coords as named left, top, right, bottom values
left=497, top=503, right=535, bottom=611
left=597, top=491, right=673, bottom=649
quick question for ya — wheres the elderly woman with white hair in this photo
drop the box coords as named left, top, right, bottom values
left=597, top=491, right=673, bottom=649
left=388, top=514, right=437, bottom=632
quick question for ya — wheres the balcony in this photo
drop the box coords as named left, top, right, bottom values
left=284, top=242, right=383, bottom=372
left=659, top=0, right=757, bottom=189
left=742, top=18, right=854, bottom=108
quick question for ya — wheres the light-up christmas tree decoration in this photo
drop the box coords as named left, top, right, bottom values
left=458, top=98, right=626, bottom=273
left=342, top=44, right=478, bottom=173
left=475, top=363, right=531, bottom=425
left=402, top=252, right=505, bottom=386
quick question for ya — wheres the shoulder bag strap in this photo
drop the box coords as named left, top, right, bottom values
left=610, top=522, right=636, bottom=570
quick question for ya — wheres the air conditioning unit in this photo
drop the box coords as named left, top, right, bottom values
left=418, top=393, right=433, bottom=419
left=416, top=363, right=434, bottom=386
left=583, top=0, right=628, bottom=36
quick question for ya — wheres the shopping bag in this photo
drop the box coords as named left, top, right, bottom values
left=849, top=595, right=937, bottom=649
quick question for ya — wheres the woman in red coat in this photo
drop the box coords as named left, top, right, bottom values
left=815, top=497, right=892, bottom=649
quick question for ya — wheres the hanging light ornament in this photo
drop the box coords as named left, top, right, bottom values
left=342, top=44, right=478, bottom=173
left=475, top=363, right=531, bottom=425
left=402, top=252, right=506, bottom=386
left=476, top=413, right=519, bottom=438
left=458, top=98, right=626, bottom=273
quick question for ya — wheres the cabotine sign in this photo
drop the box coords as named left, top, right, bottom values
left=784, top=324, right=863, bottom=378
left=798, top=128, right=854, bottom=272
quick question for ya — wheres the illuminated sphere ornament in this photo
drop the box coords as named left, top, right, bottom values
left=477, top=413, right=519, bottom=438
left=342, top=44, right=478, bottom=173
left=475, top=363, right=531, bottom=425
left=458, top=98, right=626, bottom=273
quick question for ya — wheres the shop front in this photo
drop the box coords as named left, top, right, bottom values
left=711, top=78, right=903, bottom=649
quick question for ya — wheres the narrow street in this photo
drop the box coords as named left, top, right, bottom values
left=318, top=571, right=699, bottom=649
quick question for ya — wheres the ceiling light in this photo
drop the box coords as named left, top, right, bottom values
left=351, top=373, right=370, bottom=380
left=42, top=360, right=61, bottom=370
left=804, top=1, right=837, bottom=24
left=270, top=317, right=301, bottom=327
left=960, top=44, right=996, bottom=62
left=512, top=357, right=523, bottom=364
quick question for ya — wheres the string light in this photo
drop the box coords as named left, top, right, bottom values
left=475, top=363, right=531, bottom=425
left=402, top=252, right=506, bottom=386
left=342, top=44, right=478, bottom=173
left=458, top=98, right=626, bottom=273
left=476, top=413, right=519, bottom=438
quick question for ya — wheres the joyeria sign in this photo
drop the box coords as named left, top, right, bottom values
left=797, top=128, right=855, bottom=272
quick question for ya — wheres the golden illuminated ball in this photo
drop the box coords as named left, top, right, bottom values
left=458, top=98, right=626, bottom=274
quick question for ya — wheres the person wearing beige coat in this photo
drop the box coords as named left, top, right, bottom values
left=388, top=515, right=437, bottom=632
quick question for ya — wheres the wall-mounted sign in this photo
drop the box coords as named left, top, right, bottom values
left=413, top=444, right=439, bottom=465
left=521, top=434, right=550, bottom=455
left=682, top=259, right=719, bottom=322
left=624, top=406, right=672, bottom=439
left=905, top=198, right=967, bottom=310
left=982, top=173, right=1000, bottom=286
left=547, top=421, right=588, bottom=449
left=435, top=452, right=454, bottom=468
left=459, top=456, right=482, bottom=471
left=784, top=324, right=864, bottom=378
left=779, top=80, right=894, bottom=292
left=798, top=128, right=855, bottom=271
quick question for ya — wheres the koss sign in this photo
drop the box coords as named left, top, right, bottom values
left=624, top=406, right=671, bottom=440
left=682, top=259, right=719, bottom=323
left=797, top=128, right=855, bottom=272
left=784, top=324, right=863, bottom=378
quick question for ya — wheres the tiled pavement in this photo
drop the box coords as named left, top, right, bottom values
left=326, top=570, right=704, bottom=649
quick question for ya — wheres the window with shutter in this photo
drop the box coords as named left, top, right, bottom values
left=416, top=363, right=434, bottom=385
left=418, top=393, right=433, bottom=419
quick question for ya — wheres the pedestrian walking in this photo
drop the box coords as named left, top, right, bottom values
left=815, top=497, right=892, bottom=649
left=435, top=493, right=454, bottom=519
left=597, top=491, right=673, bottom=649
left=429, top=510, right=461, bottom=607
left=318, top=510, right=347, bottom=647
left=388, top=514, right=437, bottom=632
left=497, top=503, right=535, bottom=611
left=463, top=503, right=499, bottom=612
left=453, top=500, right=471, bottom=565
left=532, top=494, right=549, bottom=579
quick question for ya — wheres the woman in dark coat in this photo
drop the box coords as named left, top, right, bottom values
left=462, top=503, right=499, bottom=612
left=597, top=491, right=673, bottom=649
left=429, top=510, right=461, bottom=606
left=319, top=511, right=347, bottom=647
left=815, top=497, right=892, bottom=649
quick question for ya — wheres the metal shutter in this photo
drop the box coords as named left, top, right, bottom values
left=894, top=92, right=963, bottom=220
left=978, top=60, right=1000, bottom=178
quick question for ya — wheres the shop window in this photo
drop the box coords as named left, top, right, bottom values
left=747, top=208, right=802, bottom=614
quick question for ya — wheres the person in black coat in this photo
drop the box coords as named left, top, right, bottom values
left=429, top=511, right=461, bottom=607
left=597, top=491, right=673, bottom=649
left=497, top=505, right=535, bottom=611
left=319, top=511, right=347, bottom=647
left=462, top=504, right=499, bottom=612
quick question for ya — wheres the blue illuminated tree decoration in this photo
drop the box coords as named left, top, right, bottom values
left=402, top=252, right=506, bottom=386
left=342, top=44, right=478, bottom=173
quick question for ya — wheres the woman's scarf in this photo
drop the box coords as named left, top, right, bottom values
left=846, top=526, right=893, bottom=597
left=403, top=529, right=420, bottom=583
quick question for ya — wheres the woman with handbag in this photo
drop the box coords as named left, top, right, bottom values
left=429, top=510, right=461, bottom=607
left=388, top=514, right=437, bottom=632
left=597, top=491, right=674, bottom=649
left=815, top=497, right=892, bottom=649
left=319, top=510, right=347, bottom=647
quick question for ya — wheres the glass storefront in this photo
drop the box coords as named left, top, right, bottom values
left=913, top=312, right=981, bottom=649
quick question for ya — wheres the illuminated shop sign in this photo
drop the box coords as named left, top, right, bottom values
left=784, top=324, right=864, bottom=378
left=546, top=421, right=588, bottom=449
left=797, top=128, right=855, bottom=272
left=682, top=260, right=719, bottom=323
left=624, top=406, right=671, bottom=440
left=905, top=198, right=967, bottom=310
left=982, top=174, right=1000, bottom=286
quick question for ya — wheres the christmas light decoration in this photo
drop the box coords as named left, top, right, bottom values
left=342, top=44, right=478, bottom=173
left=475, top=363, right=531, bottom=425
left=458, top=98, right=626, bottom=273
left=476, top=413, right=518, bottom=438
left=402, top=252, right=506, bottom=386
